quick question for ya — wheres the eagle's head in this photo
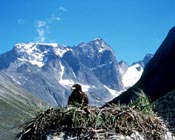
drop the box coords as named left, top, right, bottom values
left=71, top=84, right=82, bottom=92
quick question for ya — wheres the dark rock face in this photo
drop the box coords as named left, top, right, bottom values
left=107, top=26, right=175, bottom=105
left=137, top=26, right=175, bottom=101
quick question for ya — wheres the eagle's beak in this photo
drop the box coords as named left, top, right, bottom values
left=71, top=87, right=76, bottom=91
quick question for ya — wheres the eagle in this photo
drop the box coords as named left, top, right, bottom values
left=68, top=84, right=89, bottom=106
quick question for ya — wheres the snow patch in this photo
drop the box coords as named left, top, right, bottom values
left=59, top=79, right=75, bottom=87
left=104, top=85, right=122, bottom=97
left=122, top=64, right=143, bottom=88
left=15, top=43, right=69, bottom=67
left=54, top=47, right=71, bottom=57
left=59, top=62, right=74, bottom=87
left=90, top=62, right=112, bottom=71
left=16, top=43, right=46, bottom=67
left=80, top=84, right=91, bottom=92
left=98, top=47, right=105, bottom=53
left=10, top=76, right=21, bottom=85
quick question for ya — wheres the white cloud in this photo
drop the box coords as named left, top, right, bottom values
left=37, top=28, right=46, bottom=42
left=34, top=6, right=67, bottom=43
left=35, top=18, right=59, bottom=42
left=35, top=20, right=48, bottom=42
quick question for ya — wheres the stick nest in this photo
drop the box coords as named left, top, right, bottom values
left=16, top=103, right=170, bottom=140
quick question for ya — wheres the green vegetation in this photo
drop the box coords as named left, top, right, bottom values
left=129, top=88, right=153, bottom=114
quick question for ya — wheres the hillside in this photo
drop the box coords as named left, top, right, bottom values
left=0, top=72, right=47, bottom=140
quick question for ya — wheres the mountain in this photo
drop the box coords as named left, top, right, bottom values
left=0, top=38, right=124, bottom=106
left=136, top=26, right=175, bottom=101
left=107, top=26, right=175, bottom=105
left=0, top=71, right=46, bottom=140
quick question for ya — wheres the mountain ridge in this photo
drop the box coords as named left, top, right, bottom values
left=0, top=38, right=153, bottom=107
left=0, top=38, right=125, bottom=106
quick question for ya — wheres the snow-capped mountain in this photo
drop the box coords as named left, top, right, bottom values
left=0, top=38, right=125, bottom=106
left=0, top=36, right=153, bottom=106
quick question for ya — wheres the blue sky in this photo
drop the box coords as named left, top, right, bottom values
left=0, top=0, right=175, bottom=64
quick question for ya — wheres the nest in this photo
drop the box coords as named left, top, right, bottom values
left=16, top=103, right=171, bottom=140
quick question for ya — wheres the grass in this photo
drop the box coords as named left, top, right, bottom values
left=129, top=88, right=153, bottom=114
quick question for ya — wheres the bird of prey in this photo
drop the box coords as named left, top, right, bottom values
left=68, top=84, right=89, bottom=106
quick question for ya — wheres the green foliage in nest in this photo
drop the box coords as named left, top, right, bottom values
left=129, top=88, right=153, bottom=114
